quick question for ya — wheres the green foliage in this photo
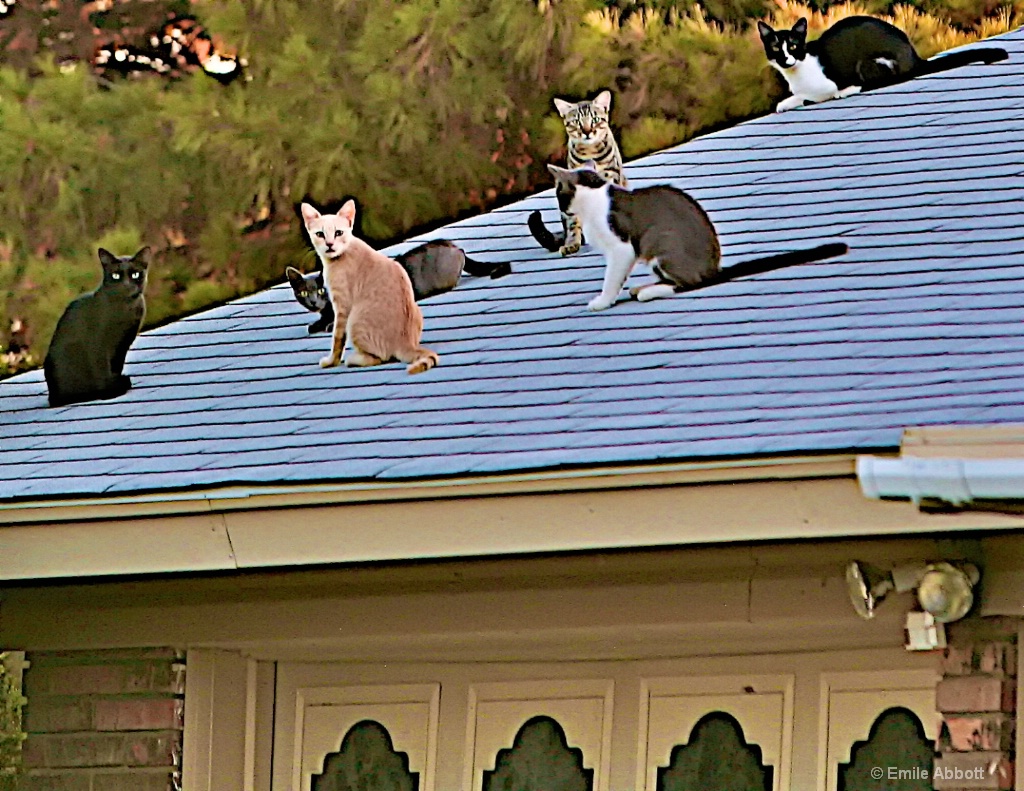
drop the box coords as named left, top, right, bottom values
left=0, top=0, right=1016, bottom=378
left=0, top=654, right=25, bottom=791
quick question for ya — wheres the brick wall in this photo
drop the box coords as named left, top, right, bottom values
left=935, top=622, right=1017, bottom=790
left=20, top=648, right=184, bottom=791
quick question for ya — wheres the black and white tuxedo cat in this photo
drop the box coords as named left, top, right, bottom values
left=758, top=16, right=1007, bottom=112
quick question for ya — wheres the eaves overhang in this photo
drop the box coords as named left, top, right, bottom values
left=3, top=451, right=1024, bottom=582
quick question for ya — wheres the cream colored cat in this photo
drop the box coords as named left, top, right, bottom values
left=300, top=201, right=438, bottom=374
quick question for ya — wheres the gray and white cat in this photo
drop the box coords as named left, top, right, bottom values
left=528, top=89, right=627, bottom=256
left=758, top=17, right=1007, bottom=112
left=547, top=163, right=848, bottom=311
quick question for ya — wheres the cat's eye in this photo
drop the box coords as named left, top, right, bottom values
left=334, top=230, right=342, bottom=238
left=111, top=273, right=121, bottom=280
left=315, top=231, right=325, bottom=238
left=317, top=288, right=325, bottom=294
left=130, top=272, right=140, bottom=279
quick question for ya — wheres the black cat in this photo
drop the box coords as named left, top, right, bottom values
left=44, top=247, right=150, bottom=407
left=287, top=240, right=510, bottom=333
left=757, top=16, right=1007, bottom=112
left=285, top=266, right=334, bottom=334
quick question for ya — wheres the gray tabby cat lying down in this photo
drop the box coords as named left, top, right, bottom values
left=288, top=239, right=510, bottom=334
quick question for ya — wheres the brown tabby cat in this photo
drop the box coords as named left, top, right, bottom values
left=300, top=201, right=438, bottom=374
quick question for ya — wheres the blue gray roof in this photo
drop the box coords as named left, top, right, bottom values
left=3, top=28, right=1024, bottom=501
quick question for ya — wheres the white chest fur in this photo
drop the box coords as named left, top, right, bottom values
left=775, top=53, right=840, bottom=103
left=570, top=186, right=627, bottom=255
left=569, top=185, right=640, bottom=311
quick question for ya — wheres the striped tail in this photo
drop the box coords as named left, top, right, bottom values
left=690, top=243, right=849, bottom=290
left=528, top=211, right=564, bottom=253
left=406, top=347, right=439, bottom=375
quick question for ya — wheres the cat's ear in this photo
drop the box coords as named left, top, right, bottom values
left=756, top=20, right=774, bottom=41
left=285, top=266, right=304, bottom=285
left=553, top=98, right=574, bottom=117
left=97, top=248, right=119, bottom=271
left=339, top=199, right=356, bottom=226
left=300, top=202, right=321, bottom=226
left=792, top=18, right=807, bottom=37
left=580, top=159, right=599, bottom=172
left=592, top=90, right=612, bottom=113
left=132, top=246, right=152, bottom=268
left=547, top=164, right=574, bottom=184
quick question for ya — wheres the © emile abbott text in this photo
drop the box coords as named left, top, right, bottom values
left=871, top=765, right=988, bottom=781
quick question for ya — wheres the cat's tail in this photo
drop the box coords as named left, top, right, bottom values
left=527, top=211, right=564, bottom=253
left=694, top=243, right=849, bottom=289
left=915, top=47, right=1008, bottom=76
left=463, top=256, right=512, bottom=279
left=406, top=347, right=439, bottom=375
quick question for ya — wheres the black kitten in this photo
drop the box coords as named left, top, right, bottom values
left=44, top=247, right=150, bottom=407
left=288, top=240, right=510, bottom=333
left=286, top=266, right=334, bottom=334
left=758, top=17, right=1007, bottom=112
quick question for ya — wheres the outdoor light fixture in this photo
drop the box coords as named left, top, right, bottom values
left=845, top=561, right=921, bottom=618
left=845, top=560, right=981, bottom=650
left=916, top=561, right=981, bottom=622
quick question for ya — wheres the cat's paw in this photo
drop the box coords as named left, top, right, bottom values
left=559, top=243, right=581, bottom=256
left=587, top=296, right=614, bottom=311
left=319, top=355, right=339, bottom=368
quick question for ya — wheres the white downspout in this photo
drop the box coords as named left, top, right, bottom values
left=857, top=456, right=1024, bottom=505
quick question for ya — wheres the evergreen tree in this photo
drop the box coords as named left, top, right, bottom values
left=0, top=0, right=1017, bottom=376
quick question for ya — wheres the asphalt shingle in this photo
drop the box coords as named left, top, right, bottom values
left=2, top=29, right=1023, bottom=500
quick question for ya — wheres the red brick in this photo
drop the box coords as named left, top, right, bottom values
left=22, top=732, right=180, bottom=769
left=941, top=640, right=1017, bottom=678
left=124, top=732, right=180, bottom=767
left=943, top=714, right=1013, bottom=751
left=943, top=644, right=977, bottom=676
left=19, top=772, right=91, bottom=791
left=94, top=698, right=183, bottom=732
left=936, top=676, right=1016, bottom=713
left=979, top=642, right=1017, bottom=677
left=93, top=769, right=177, bottom=791
left=24, top=698, right=93, bottom=733
left=27, top=649, right=184, bottom=666
left=24, top=734, right=119, bottom=769
left=20, top=769, right=177, bottom=791
left=24, top=663, right=183, bottom=697
left=933, top=752, right=1013, bottom=789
